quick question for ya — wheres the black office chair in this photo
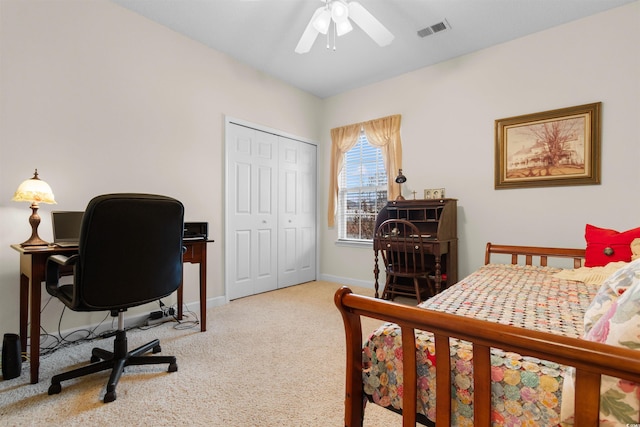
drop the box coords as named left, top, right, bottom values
left=45, top=193, right=184, bottom=403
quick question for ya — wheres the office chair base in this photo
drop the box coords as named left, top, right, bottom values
left=47, top=331, right=178, bottom=403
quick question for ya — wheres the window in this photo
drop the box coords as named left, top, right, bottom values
left=338, top=132, right=387, bottom=241
left=327, top=114, right=401, bottom=232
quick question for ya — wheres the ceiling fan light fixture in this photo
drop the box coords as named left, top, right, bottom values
left=296, top=0, right=393, bottom=54
left=335, top=19, right=353, bottom=36
left=331, top=0, right=349, bottom=21
left=312, top=9, right=331, bottom=34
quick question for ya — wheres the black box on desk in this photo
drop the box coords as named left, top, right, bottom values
left=183, top=222, right=208, bottom=239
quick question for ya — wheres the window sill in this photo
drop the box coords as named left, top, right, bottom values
left=335, top=239, right=373, bottom=249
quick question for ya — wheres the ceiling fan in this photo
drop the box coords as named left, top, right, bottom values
left=295, top=0, right=394, bottom=54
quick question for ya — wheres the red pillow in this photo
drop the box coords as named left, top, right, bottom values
left=584, top=224, right=640, bottom=267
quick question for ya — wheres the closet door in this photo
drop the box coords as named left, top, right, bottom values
left=226, top=123, right=278, bottom=300
left=278, top=137, right=317, bottom=288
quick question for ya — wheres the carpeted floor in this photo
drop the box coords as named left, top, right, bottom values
left=0, top=281, right=402, bottom=426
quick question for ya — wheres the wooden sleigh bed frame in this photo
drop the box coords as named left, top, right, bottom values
left=334, top=243, right=640, bottom=427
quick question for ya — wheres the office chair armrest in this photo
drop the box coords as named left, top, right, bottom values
left=49, top=254, right=78, bottom=266
left=46, top=254, right=79, bottom=297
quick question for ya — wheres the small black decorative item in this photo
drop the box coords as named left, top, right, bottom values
left=395, top=169, right=406, bottom=200
left=2, top=333, right=22, bottom=380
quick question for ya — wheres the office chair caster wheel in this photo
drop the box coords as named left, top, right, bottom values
left=104, top=391, right=116, bottom=403
left=168, top=362, right=178, bottom=373
left=152, top=345, right=162, bottom=354
left=48, top=383, right=62, bottom=395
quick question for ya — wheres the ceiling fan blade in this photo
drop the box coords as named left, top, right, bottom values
left=295, top=7, right=324, bottom=54
left=348, top=1, right=394, bottom=47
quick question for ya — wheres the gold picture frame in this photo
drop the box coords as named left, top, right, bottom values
left=495, top=102, right=601, bottom=189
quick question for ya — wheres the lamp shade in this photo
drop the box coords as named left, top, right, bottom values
left=12, top=170, right=56, bottom=204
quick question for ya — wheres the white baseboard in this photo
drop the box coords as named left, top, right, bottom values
left=204, top=295, right=227, bottom=309
left=318, top=274, right=377, bottom=290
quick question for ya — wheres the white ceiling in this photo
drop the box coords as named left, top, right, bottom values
left=111, top=0, right=635, bottom=98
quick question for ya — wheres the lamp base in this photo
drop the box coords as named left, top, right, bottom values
left=20, top=203, right=49, bottom=247
left=395, top=195, right=405, bottom=200
left=20, top=237, right=50, bottom=247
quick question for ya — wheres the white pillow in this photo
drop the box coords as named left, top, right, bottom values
left=583, top=258, right=640, bottom=334
left=562, top=261, right=640, bottom=425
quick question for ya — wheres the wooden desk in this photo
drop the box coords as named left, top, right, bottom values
left=11, top=239, right=212, bottom=384
left=179, top=239, right=212, bottom=331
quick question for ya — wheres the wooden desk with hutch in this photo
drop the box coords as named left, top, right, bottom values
left=373, top=198, right=458, bottom=298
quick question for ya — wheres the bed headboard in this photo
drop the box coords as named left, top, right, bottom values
left=485, top=242, right=585, bottom=268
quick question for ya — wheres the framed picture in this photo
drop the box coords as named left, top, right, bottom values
left=495, top=102, right=601, bottom=189
left=424, top=188, right=445, bottom=199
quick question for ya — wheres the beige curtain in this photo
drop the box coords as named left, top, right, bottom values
left=363, top=115, right=403, bottom=202
left=327, top=114, right=402, bottom=227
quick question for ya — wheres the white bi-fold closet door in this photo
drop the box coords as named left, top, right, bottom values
left=225, top=119, right=317, bottom=300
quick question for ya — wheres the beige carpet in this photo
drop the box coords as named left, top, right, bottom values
left=0, top=281, right=402, bottom=426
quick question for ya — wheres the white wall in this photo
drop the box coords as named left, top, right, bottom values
left=0, top=0, right=322, bottom=337
left=319, top=2, right=640, bottom=286
left=1, top=0, right=638, bottom=341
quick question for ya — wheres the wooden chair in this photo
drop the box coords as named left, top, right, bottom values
left=376, top=219, right=434, bottom=303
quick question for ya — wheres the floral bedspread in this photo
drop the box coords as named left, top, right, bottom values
left=362, top=263, right=600, bottom=426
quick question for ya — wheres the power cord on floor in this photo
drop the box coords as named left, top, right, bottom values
left=172, top=307, right=200, bottom=331
left=139, top=300, right=200, bottom=331
left=39, top=301, right=112, bottom=357
left=158, top=299, right=175, bottom=317
left=30, top=296, right=201, bottom=358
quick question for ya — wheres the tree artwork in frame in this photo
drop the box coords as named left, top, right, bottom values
left=495, top=102, right=601, bottom=189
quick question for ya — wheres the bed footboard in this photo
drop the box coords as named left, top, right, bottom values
left=335, top=287, right=640, bottom=427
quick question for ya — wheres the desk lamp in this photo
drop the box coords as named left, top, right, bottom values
left=12, top=169, right=57, bottom=246
left=395, top=169, right=406, bottom=200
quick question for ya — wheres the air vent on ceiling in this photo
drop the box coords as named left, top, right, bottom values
left=417, top=19, right=451, bottom=38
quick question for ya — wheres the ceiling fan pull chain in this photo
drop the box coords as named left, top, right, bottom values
left=326, top=24, right=330, bottom=49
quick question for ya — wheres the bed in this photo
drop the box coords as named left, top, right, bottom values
left=334, top=243, right=640, bottom=426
